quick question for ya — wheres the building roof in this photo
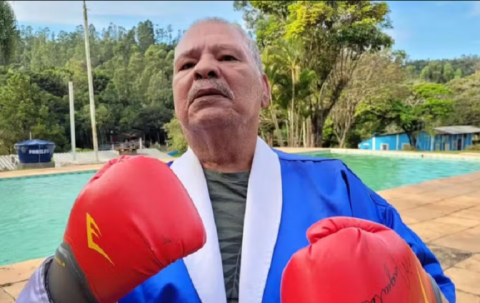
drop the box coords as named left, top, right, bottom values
left=373, top=131, right=404, bottom=138
left=434, top=126, right=480, bottom=135
left=14, top=139, right=55, bottom=147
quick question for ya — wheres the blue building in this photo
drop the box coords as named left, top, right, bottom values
left=358, top=126, right=480, bottom=151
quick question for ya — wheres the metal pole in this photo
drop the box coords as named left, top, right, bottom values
left=69, top=81, right=77, bottom=161
left=83, top=0, right=99, bottom=162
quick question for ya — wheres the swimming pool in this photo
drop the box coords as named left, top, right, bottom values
left=1, top=153, right=480, bottom=266
left=304, top=152, right=480, bottom=191
left=0, top=172, right=96, bottom=266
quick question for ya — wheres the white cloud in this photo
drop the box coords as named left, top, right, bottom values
left=473, top=1, right=480, bottom=16
left=384, top=29, right=410, bottom=44
left=9, top=1, right=84, bottom=25
left=8, top=1, right=239, bottom=27
left=239, top=18, right=248, bottom=31
left=434, top=1, right=451, bottom=6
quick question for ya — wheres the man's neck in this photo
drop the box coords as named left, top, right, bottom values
left=185, top=127, right=257, bottom=173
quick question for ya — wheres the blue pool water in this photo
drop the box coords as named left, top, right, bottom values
left=305, top=153, right=480, bottom=191
left=0, top=171, right=96, bottom=266
left=1, top=153, right=480, bottom=265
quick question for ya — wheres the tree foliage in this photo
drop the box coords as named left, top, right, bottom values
left=446, top=70, right=480, bottom=126
left=0, top=19, right=181, bottom=155
left=236, top=1, right=394, bottom=147
left=406, top=55, right=480, bottom=83
left=0, top=1, right=17, bottom=64
left=0, top=2, right=478, bottom=155
left=163, top=117, right=188, bottom=153
left=234, top=1, right=479, bottom=149
left=331, top=50, right=405, bottom=148
left=390, top=83, right=454, bottom=147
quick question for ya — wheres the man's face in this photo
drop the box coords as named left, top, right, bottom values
left=173, top=22, right=270, bottom=130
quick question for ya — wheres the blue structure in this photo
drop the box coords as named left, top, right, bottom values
left=358, top=126, right=480, bottom=151
left=168, top=150, right=180, bottom=156
left=14, top=139, right=55, bottom=164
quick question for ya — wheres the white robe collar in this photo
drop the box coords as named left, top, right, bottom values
left=170, top=137, right=283, bottom=303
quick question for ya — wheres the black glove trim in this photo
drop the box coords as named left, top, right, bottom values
left=43, top=257, right=55, bottom=303
left=48, top=242, right=99, bottom=303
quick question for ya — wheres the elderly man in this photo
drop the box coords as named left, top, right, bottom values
left=18, top=18, right=454, bottom=303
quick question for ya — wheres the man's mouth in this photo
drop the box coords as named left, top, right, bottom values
left=192, top=88, right=227, bottom=101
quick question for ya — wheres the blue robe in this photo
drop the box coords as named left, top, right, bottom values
left=119, top=137, right=455, bottom=303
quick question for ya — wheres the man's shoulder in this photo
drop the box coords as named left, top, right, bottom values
left=272, top=148, right=374, bottom=196
left=272, top=148, right=391, bottom=215
left=272, top=148, right=363, bottom=186
left=272, top=148, right=346, bottom=169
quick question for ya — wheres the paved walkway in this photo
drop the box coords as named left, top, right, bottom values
left=379, top=171, right=480, bottom=302
left=1, top=169, right=480, bottom=301
left=0, top=163, right=104, bottom=179
left=0, top=157, right=172, bottom=180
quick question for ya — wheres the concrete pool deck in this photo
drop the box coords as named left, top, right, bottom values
left=0, top=158, right=172, bottom=180
left=1, top=153, right=480, bottom=301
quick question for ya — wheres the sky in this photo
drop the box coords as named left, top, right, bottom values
left=8, top=1, right=480, bottom=61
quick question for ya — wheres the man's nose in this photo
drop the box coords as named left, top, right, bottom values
left=193, top=57, right=219, bottom=80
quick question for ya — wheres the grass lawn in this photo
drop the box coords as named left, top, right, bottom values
left=425, top=150, right=480, bottom=154
left=390, top=148, right=480, bottom=155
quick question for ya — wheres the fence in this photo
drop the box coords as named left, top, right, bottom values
left=0, top=147, right=173, bottom=171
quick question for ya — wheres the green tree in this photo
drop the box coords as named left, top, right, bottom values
left=0, top=72, right=67, bottom=153
left=454, top=68, right=463, bottom=79
left=446, top=71, right=480, bottom=126
left=136, top=20, right=155, bottom=53
left=391, top=83, right=454, bottom=148
left=405, top=55, right=480, bottom=81
left=163, top=117, right=188, bottom=153
left=0, top=18, right=181, bottom=155
left=3, top=4, right=476, bottom=156
left=0, top=1, right=17, bottom=64
left=264, top=38, right=304, bottom=146
left=442, top=62, right=454, bottom=83
left=420, top=66, right=430, bottom=82
left=261, top=49, right=287, bottom=146
left=238, top=1, right=393, bottom=146
left=420, top=61, right=443, bottom=83
left=331, top=50, right=405, bottom=148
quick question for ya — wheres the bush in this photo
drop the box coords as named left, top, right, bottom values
left=402, top=144, right=416, bottom=151
left=151, top=143, right=167, bottom=152
left=76, top=148, right=93, bottom=152
left=466, top=144, right=480, bottom=151
left=163, top=117, right=188, bottom=153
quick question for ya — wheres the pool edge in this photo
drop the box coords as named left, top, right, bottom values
left=0, top=158, right=173, bottom=180
left=2, top=170, right=480, bottom=301
left=296, top=148, right=480, bottom=161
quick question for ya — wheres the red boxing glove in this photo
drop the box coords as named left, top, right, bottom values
left=49, top=156, right=206, bottom=303
left=281, top=217, right=437, bottom=303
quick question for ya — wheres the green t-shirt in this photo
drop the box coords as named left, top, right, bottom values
left=203, top=169, right=447, bottom=303
left=204, top=169, right=250, bottom=303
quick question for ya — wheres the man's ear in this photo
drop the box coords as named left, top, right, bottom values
left=261, top=73, right=271, bottom=109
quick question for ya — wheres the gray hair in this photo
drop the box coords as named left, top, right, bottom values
left=176, top=17, right=263, bottom=73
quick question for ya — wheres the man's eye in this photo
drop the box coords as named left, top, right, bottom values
left=180, top=63, right=195, bottom=70
left=220, top=55, right=237, bottom=61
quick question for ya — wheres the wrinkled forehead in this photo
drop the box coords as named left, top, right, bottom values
left=174, top=22, right=248, bottom=62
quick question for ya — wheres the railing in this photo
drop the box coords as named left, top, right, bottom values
left=0, top=145, right=173, bottom=172
left=0, top=155, right=18, bottom=171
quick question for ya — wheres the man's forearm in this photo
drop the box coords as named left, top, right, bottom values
left=17, top=254, right=90, bottom=303
left=47, top=244, right=92, bottom=303
left=16, top=257, right=53, bottom=303
left=17, top=257, right=448, bottom=303
left=430, top=274, right=449, bottom=303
